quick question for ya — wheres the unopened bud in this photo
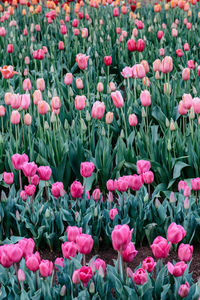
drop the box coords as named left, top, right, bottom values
left=155, top=198, right=161, bottom=208
left=101, top=127, right=106, bottom=136
left=169, top=192, right=175, bottom=203
left=120, top=129, right=124, bottom=139
left=167, top=139, right=171, bottom=151
left=166, top=118, right=170, bottom=127
left=170, top=119, right=175, bottom=131
left=44, top=121, right=49, bottom=130
left=1, top=190, right=7, bottom=202
left=86, top=110, right=91, bottom=122
left=189, top=107, right=195, bottom=119
left=45, top=208, right=50, bottom=219
left=81, top=119, right=87, bottom=131
left=89, top=282, right=95, bottom=294
left=60, top=285, right=67, bottom=296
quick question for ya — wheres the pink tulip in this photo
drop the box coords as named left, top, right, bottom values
left=38, top=100, right=48, bottom=115
left=76, top=233, right=94, bottom=254
left=12, top=153, right=29, bottom=170
left=37, top=166, right=52, bottom=181
left=142, top=257, right=156, bottom=273
left=127, top=39, right=136, bottom=52
left=3, top=172, right=14, bottom=185
left=182, top=68, right=190, bottom=81
left=36, top=78, right=45, bottom=91
left=76, top=53, right=89, bottom=70
left=23, top=78, right=31, bottom=91
left=20, top=190, right=27, bottom=201
left=116, top=178, right=128, bottom=192
left=64, top=73, right=73, bottom=85
left=161, top=56, right=173, bottom=73
left=70, top=181, right=83, bottom=198
left=18, top=238, right=35, bottom=257
left=92, top=189, right=101, bottom=201
left=93, top=258, right=106, bottom=273
left=21, top=94, right=31, bottom=110
left=137, top=160, right=151, bottom=174
left=80, top=162, right=95, bottom=178
left=79, top=266, right=93, bottom=286
left=192, top=97, right=200, bottom=114
left=106, top=179, right=116, bottom=192
left=178, top=180, right=187, bottom=192
left=72, top=269, right=80, bottom=284
left=132, top=64, right=146, bottom=78
left=54, top=257, right=64, bottom=270
left=122, top=242, right=138, bottom=262
left=62, top=242, right=77, bottom=259
left=25, top=252, right=41, bottom=272
left=133, top=268, right=147, bottom=285
left=182, top=94, right=192, bottom=110
left=111, top=91, right=124, bottom=108
left=121, top=67, right=132, bottom=78
left=140, top=90, right=151, bottom=107
left=184, top=186, right=191, bottom=197
left=153, top=59, right=161, bottom=72
left=109, top=208, right=118, bottom=220
left=66, top=226, right=82, bottom=243
left=24, top=113, right=32, bottom=126
left=128, top=175, right=143, bottom=191
left=24, top=184, right=36, bottom=196
left=18, top=269, right=25, bottom=281
left=178, top=101, right=188, bottom=115
left=178, top=282, right=189, bottom=298
left=111, top=224, right=133, bottom=251
left=11, top=110, right=20, bottom=125
left=151, top=236, right=171, bottom=258
left=143, top=171, right=154, bottom=184
left=39, top=260, right=53, bottom=277
left=129, top=114, right=137, bottom=126
left=187, top=60, right=195, bottom=69
left=51, top=182, right=65, bottom=198
left=178, top=244, right=193, bottom=262
left=91, top=101, right=105, bottom=119
left=75, top=95, right=86, bottom=110
left=167, top=261, right=187, bottom=277
left=167, top=222, right=186, bottom=244
left=22, top=162, right=37, bottom=178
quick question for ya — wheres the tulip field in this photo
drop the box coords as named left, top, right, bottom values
left=1, top=0, right=200, bottom=298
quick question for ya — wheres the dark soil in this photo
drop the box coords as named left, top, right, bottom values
left=40, top=244, right=200, bottom=282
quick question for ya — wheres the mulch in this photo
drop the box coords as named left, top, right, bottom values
left=40, top=244, right=200, bottom=282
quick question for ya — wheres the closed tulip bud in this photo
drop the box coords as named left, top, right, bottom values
left=24, top=113, right=32, bottom=126
left=170, top=191, right=175, bottom=203
left=44, top=121, right=49, bottom=130
left=7, top=44, right=14, bottom=53
left=182, top=68, right=190, bottom=81
left=11, top=110, right=20, bottom=125
left=170, top=119, right=176, bottom=131
left=106, top=112, right=113, bottom=124
left=1, top=190, right=7, bottom=202
left=76, top=78, right=83, bottom=89
left=164, top=83, right=171, bottom=94
left=86, top=110, right=91, bottom=122
left=0, top=105, right=5, bottom=117
left=189, top=107, right=195, bottom=119
left=18, top=269, right=25, bottom=282
left=36, top=78, right=45, bottom=91
left=89, top=282, right=95, bottom=294
left=81, top=119, right=87, bottom=131
left=166, top=118, right=170, bottom=127
left=60, top=285, right=67, bottom=296
left=97, top=82, right=104, bottom=92
left=155, top=198, right=161, bottom=208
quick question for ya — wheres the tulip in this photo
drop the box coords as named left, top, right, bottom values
left=157, top=30, right=164, bottom=40
left=127, top=39, right=136, bottom=52
left=92, top=189, right=100, bottom=201
left=76, top=53, right=89, bottom=70
left=192, top=98, right=200, bottom=114
left=128, top=175, right=143, bottom=191
left=91, top=101, right=105, bottom=119
left=187, top=60, right=195, bottom=69
left=24, top=184, right=36, bottom=196
left=39, top=260, right=53, bottom=277
left=121, top=67, right=132, bottom=78
left=160, top=48, right=165, bottom=56
left=122, top=242, right=138, bottom=263
left=136, top=39, right=145, bottom=52
left=36, top=78, right=45, bottom=91
left=3, top=172, right=14, bottom=185
left=64, top=73, right=73, bottom=85
left=143, top=171, right=154, bottom=184
left=76, top=78, right=83, bottom=89
left=97, top=82, right=104, bottom=92
left=191, top=177, right=200, bottom=191
left=51, top=182, right=65, bottom=198
left=111, top=224, right=133, bottom=251
left=178, top=244, right=193, bottom=262
left=60, top=25, right=67, bottom=35
left=167, top=261, right=187, bottom=277
left=58, top=41, right=64, bottom=50
left=109, top=208, right=118, bottom=220
left=93, top=258, right=106, bottom=273
left=11, top=94, right=21, bottom=109
left=167, top=222, right=186, bottom=244
left=104, top=56, right=112, bottom=66
left=140, top=90, right=151, bottom=106
left=37, top=166, right=52, bottom=181
left=54, top=257, right=64, bottom=270
left=132, top=64, right=146, bottom=78
left=106, top=179, right=116, bottom=192
left=176, top=49, right=183, bottom=57
left=153, top=59, right=161, bottom=72
left=178, top=180, right=187, bottom=191
left=18, top=269, right=25, bottom=282
left=111, top=91, right=124, bottom=108
left=70, top=181, right=83, bottom=198
left=72, top=269, right=80, bottom=284
left=75, top=95, right=86, bottom=110
left=38, top=100, right=48, bottom=115
left=133, top=268, right=147, bottom=285
left=184, top=186, right=191, bottom=197
left=182, top=68, right=190, bottom=81
left=151, top=236, right=171, bottom=258
left=22, top=162, right=37, bottom=178
left=142, top=257, right=156, bottom=273
left=24, top=113, right=32, bottom=126
left=141, top=60, right=149, bottom=74
left=184, top=43, right=190, bottom=51
left=28, top=175, right=39, bottom=186
left=106, top=112, right=113, bottom=124
left=161, top=56, right=173, bottom=73
left=33, top=90, right=42, bottom=105
left=21, top=94, right=31, bottom=110
left=62, top=242, right=77, bottom=259
left=129, top=114, right=137, bottom=126
left=137, top=160, right=151, bottom=174
left=4, top=92, right=12, bottom=105
left=79, top=266, right=93, bottom=286
left=178, top=282, right=189, bottom=298
left=76, top=234, right=94, bottom=254
left=80, top=162, right=95, bottom=178
left=116, top=178, right=128, bottom=192
left=12, top=153, right=29, bottom=170
left=7, top=44, right=13, bottom=53
left=11, top=110, right=20, bottom=125
left=66, top=226, right=82, bottom=243
left=25, top=252, right=41, bottom=272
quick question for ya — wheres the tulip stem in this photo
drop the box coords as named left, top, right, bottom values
left=79, top=111, right=83, bottom=143
left=1, top=117, right=3, bottom=135
left=85, top=70, right=89, bottom=100
left=15, top=125, right=18, bottom=152
left=120, top=108, right=128, bottom=144
left=83, top=254, right=86, bottom=266
left=19, top=170, right=22, bottom=191
left=35, top=271, right=38, bottom=290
